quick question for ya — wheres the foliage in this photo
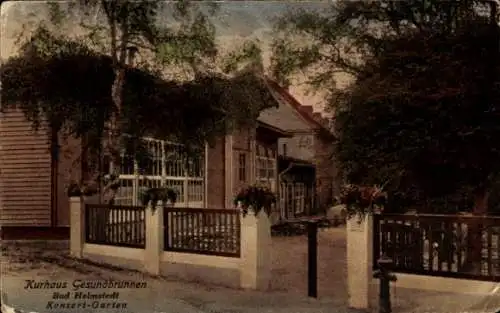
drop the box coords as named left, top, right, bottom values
left=339, top=184, right=387, bottom=218
left=139, top=187, right=178, bottom=211
left=271, top=0, right=500, bottom=212
left=271, top=1, right=495, bottom=92
left=67, top=182, right=99, bottom=198
left=1, top=32, right=275, bottom=172
left=234, top=185, right=277, bottom=217
left=66, top=173, right=120, bottom=198
left=220, top=40, right=264, bottom=74
left=1, top=48, right=274, bottom=139
left=2, top=1, right=268, bottom=204
left=336, top=18, right=500, bottom=203
left=488, top=182, right=500, bottom=215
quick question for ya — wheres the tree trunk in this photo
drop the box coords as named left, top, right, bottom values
left=103, top=67, right=126, bottom=204
left=94, top=67, right=126, bottom=242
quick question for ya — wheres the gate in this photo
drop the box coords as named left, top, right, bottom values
left=270, top=214, right=343, bottom=298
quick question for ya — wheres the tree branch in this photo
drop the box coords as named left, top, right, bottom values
left=117, top=5, right=130, bottom=65
left=102, top=1, right=118, bottom=65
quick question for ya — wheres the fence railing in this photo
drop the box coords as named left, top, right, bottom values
left=85, top=204, right=146, bottom=248
left=373, top=213, right=500, bottom=282
left=163, top=208, right=241, bottom=257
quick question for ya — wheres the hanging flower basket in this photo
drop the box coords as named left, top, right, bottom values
left=139, top=187, right=178, bottom=212
left=234, top=185, right=276, bottom=217
left=340, top=184, right=387, bottom=219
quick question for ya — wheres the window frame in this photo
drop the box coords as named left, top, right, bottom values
left=111, top=136, right=205, bottom=207
left=238, top=152, right=247, bottom=182
left=255, top=142, right=277, bottom=190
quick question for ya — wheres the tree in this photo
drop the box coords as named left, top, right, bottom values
left=1, top=1, right=268, bottom=202
left=77, top=1, right=218, bottom=199
left=271, top=0, right=500, bottom=213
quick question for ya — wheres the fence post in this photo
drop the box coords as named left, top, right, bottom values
left=69, top=196, right=84, bottom=258
left=240, top=209, right=271, bottom=290
left=144, top=203, right=163, bottom=276
left=373, top=256, right=397, bottom=313
left=347, top=214, right=373, bottom=310
left=307, top=221, right=318, bottom=298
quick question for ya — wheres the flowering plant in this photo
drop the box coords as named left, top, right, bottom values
left=139, top=187, right=177, bottom=212
left=339, top=184, right=387, bottom=218
left=234, top=185, right=276, bottom=217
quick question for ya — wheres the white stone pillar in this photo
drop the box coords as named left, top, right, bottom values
left=69, top=197, right=84, bottom=258
left=240, top=210, right=272, bottom=290
left=144, top=203, right=163, bottom=276
left=347, top=214, right=373, bottom=310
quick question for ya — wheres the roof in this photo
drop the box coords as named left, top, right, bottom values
left=263, top=77, right=333, bottom=136
left=256, top=120, right=293, bottom=138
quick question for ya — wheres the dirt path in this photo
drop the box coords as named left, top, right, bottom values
left=1, top=239, right=353, bottom=313
left=270, top=227, right=347, bottom=302
left=2, top=233, right=498, bottom=313
left=269, top=226, right=500, bottom=313
left=0, top=240, right=125, bottom=280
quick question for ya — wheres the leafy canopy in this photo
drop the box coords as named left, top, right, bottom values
left=1, top=1, right=273, bottom=177
left=1, top=32, right=275, bottom=153
left=271, top=0, right=500, bottom=211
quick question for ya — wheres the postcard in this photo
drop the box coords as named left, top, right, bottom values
left=1, top=1, right=499, bottom=313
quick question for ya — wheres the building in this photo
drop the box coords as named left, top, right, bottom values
left=259, top=78, right=338, bottom=220
left=0, top=92, right=291, bottom=239
left=0, top=76, right=337, bottom=238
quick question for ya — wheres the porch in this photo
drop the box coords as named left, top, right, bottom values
left=277, top=156, right=316, bottom=222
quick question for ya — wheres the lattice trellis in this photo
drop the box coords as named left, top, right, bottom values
left=113, top=137, right=205, bottom=207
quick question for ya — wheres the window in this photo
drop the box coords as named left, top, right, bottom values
left=294, top=183, right=306, bottom=214
left=111, top=136, right=205, bottom=207
left=283, top=143, right=287, bottom=157
left=238, top=153, right=246, bottom=182
left=255, top=143, right=276, bottom=190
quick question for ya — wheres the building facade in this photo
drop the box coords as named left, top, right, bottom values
left=259, top=78, right=338, bottom=219
left=0, top=108, right=289, bottom=238
left=0, top=77, right=337, bottom=237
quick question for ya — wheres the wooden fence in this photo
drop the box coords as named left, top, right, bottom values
left=373, top=214, right=500, bottom=282
left=85, top=204, right=146, bottom=248
left=163, top=208, right=241, bottom=257
left=84, top=204, right=241, bottom=257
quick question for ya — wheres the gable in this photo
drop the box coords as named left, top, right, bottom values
left=257, top=88, right=314, bottom=132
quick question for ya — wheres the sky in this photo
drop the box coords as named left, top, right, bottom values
left=0, top=1, right=332, bottom=112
